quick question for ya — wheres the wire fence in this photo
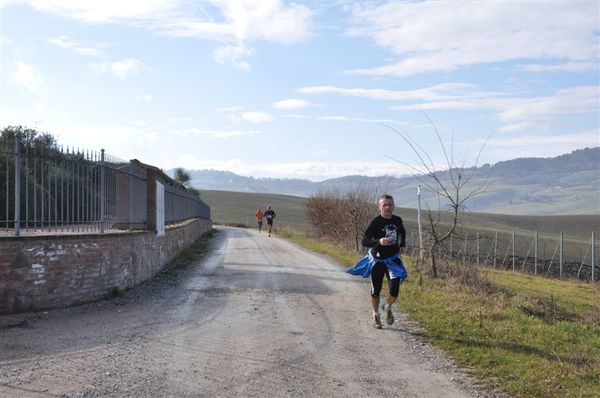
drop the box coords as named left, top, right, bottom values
left=1, top=134, right=210, bottom=236
left=405, top=228, right=598, bottom=282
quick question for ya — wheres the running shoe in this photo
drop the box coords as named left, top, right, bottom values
left=385, top=304, right=394, bottom=325
left=372, top=313, right=382, bottom=329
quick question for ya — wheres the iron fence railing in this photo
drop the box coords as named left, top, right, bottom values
left=1, top=135, right=210, bottom=236
left=405, top=228, right=598, bottom=282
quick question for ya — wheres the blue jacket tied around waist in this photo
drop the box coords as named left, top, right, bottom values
left=346, top=249, right=408, bottom=281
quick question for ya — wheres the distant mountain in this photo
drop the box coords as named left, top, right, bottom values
left=183, top=147, right=600, bottom=215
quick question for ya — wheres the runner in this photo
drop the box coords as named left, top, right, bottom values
left=255, top=208, right=264, bottom=233
left=346, top=194, right=407, bottom=329
left=264, top=206, right=276, bottom=237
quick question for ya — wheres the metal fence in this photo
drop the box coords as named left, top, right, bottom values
left=406, top=228, right=598, bottom=282
left=1, top=135, right=210, bottom=236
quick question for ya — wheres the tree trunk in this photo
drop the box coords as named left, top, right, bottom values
left=430, top=244, right=438, bottom=278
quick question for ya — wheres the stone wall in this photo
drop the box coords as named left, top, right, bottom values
left=0, top=218, right=211, bottom=314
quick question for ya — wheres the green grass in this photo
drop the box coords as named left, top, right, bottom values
left=276, top=229, right=600, bottom=398
left=400, top=269, right=599, bottom=397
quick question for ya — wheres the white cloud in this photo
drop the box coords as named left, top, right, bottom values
left=519, top=62, right=597, bottom=73
left=12, top=0, right=313, bottom=69
left=16, top=0, right=177, bottom=23
left=297, top=83, right=487, bottom=102
left=46, top=123, right=139, bottom=154
left=167, top=128, right=261, bottom=139
left=135, top=94, right=153, bottom=102
left=346, top=2, right=599, bottom=77
left=281, top=113, right=405, bottom=125
left=301, top=83, right=598, bottom=134
left=217, top=0, right=312, bottom=44
left=497, top=86, right=598, bottom=122
left=217, top=106, right=244, bottom=112
left=168, top=117, right=192, bottom=123
left=48, top=35, right=103, bottom=56
left=472, top=130, right=600, bottom=160
left=318, top=115, right=405, bottom=125
left=241, top=111, right=273, bottom=123
left=91, top=58, right=145, bottom=79
left=11, top=62, right=43, bottom=93
left=274, top=98, right=311, bottom=109
left=213, top=45, right=252, bottom=69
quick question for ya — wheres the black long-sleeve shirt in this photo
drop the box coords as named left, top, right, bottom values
left=361, top=215, right=406, bottom=259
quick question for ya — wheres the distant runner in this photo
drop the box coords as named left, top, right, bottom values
left=264, top=206, right=276, bottom=237
left=346, top=194, right=407, bottom=329
left=255, top=208, right=264, bottom=233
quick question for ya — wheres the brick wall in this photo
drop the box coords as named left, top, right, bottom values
left=0, top=218, right=211, bottom=314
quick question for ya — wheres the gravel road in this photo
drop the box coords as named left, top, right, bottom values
left=0, top=226, right=486, bottom=397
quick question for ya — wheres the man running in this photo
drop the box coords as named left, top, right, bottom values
left=255, top=208, right=264, bottom=232
left=264, top=206, right=276, bottom=237
left=346, top=194, right=407, bottom=329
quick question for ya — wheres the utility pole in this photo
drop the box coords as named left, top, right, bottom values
left=417, top=185, right=423, bottom=260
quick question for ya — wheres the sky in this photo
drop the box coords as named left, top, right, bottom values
left=1, top=0, right=599, bottom=181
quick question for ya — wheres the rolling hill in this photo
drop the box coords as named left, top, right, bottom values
left=188, top=147, right=599, bottom=216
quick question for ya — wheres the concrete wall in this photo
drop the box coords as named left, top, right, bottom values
left=0, top=218, right=211, bottom=314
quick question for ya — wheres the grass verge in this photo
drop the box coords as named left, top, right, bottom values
left=278, top=229, right=600, bottom=398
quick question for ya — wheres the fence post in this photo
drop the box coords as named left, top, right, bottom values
left=14, top=138, right=21, bottom=236
left=592, top=231, right=596, bottom=283
left=463, top=232, right=468, bottom=265
left=100, top=149, right=105, bottom=234
left=559, top=232, right=563, bottom=278
left=512, top=230, right=515, bottom=272
left=534, top=231, right=538, bottom=275
left=494, top=230, right=497, bottom=268
left=476, top=232, right=480, bottom=266
left=417, top=185, right=424, bottom=260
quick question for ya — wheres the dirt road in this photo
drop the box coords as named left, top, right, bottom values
left=0, top=227, right=483, bottom=397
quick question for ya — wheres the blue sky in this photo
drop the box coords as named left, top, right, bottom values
left=1, top=1, right=598, bottom=181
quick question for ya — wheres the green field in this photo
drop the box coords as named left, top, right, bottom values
left=199, top=190, right=309, bottom=232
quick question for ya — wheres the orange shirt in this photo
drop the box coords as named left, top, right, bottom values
left=256, top=210, right=264, bottom=221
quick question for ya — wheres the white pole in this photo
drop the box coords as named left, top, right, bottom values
left=592, top=231, right=595, bottom=283
left=494, top=231, right=497, bottom=268
left=476, top=232, right=480, bottom=266
left=100, top=149, right=105, bottom=234
left=534, top=231, right=538, bottom=275
left=417, top=185, right=423, bottom=260
left=512, top=230, right=515, bottom=272
left=14, top=138, right=21, bottom=237
left=560, top=232, right=563, bottom=278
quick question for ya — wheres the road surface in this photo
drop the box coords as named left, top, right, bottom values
left=0, top=227, right=484, bottom=397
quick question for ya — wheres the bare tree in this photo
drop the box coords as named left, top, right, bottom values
left=306, top=184, right=381, bottom=252
left=382, top=116, right=493, bottom=277
left=346, top=184, right=380, bottom=252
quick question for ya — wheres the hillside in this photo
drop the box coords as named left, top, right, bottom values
left=188, top=147, right=599, bottom=216
left=199, top=190, right=599, bottom=240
